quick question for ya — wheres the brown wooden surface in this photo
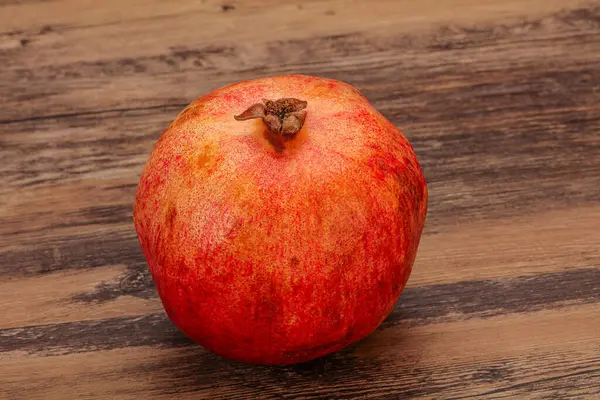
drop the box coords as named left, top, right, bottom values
left=2, top=0, right=600, bottom=398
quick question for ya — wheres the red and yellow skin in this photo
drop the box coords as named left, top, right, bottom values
left=134, top=75, right=428, bottom=365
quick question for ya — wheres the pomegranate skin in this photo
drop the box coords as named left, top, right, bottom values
left=134, top=75, right=427, bottom=365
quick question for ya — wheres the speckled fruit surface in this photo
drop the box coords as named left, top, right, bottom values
left=134, top=74, right=428, bottom=365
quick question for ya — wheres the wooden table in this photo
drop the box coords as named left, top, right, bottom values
left=2, top=0, right=600, bottom=398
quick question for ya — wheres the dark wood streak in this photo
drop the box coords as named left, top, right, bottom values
left=2, top=267, right=598, bottom=355
left=0, top=103, right=187, bottom=125
left=0, top=0, right=54, bottom=7
left=388, top=267, right=600, bottom=326
left=70, top=262, right=155, bottom=303
left=3, top=205, right=132, bottom=236
left=0, top=231, right=144, bottom=276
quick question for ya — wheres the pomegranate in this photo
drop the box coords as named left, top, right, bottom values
left=134, top=75, right=427, bottom=365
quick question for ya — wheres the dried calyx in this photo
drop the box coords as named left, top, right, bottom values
left=235, top=98, right=308, bottom=137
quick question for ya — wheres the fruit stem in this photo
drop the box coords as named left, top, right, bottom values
left=234, top=98, right=308, bottom=138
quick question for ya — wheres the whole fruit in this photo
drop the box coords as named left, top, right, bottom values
left=134, top=75, right=428, bottom=365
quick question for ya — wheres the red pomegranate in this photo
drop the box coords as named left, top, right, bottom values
left=134, top=75, right=427, bottom=365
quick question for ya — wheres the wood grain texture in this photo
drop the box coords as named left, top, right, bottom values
left=1, top=0, right=600, bottom=398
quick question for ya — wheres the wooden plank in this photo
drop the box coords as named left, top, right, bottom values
left=2, top=96, right=600, bottom=244
left=0, top=265, right=161, bottom=329
left=2, top=304, right=599, bottom=399
left=0, top=1, right=598, bottom=119
left=1, top=205, right=599, bottom=329
left=413, top=206, right=600, bottom=285
left=1, top=0, right=584, bottom=63
left=2, top=266, right=599, bottom=354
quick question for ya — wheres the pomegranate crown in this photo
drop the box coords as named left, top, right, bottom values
left=234, top=98, right=307, bottom=137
